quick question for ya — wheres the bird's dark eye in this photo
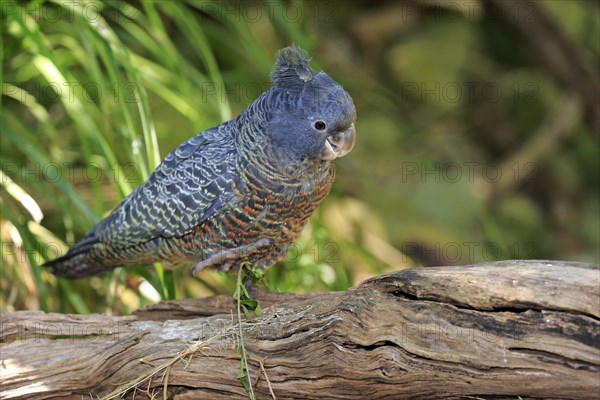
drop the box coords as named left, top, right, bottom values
left=314, top=120, right=326, bottom=131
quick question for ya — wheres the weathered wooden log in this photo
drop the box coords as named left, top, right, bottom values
left=1, top=260, right=599, bottom=399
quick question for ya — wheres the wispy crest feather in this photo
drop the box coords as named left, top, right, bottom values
left=270, top=44, right=315, bottom=88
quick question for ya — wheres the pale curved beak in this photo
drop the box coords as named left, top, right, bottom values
left=321, top=123, right=356, bottom=161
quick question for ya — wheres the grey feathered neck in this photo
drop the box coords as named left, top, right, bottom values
left=270, top=44, right=316, bottom=89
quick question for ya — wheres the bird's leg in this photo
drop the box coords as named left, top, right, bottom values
left=191, top=238, right=275, bottom=276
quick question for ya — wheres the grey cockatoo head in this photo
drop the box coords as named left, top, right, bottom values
left=266, top=45, right=356, bottom=164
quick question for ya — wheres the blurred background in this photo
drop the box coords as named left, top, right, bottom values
left=2, top=0, right=598, bottom=314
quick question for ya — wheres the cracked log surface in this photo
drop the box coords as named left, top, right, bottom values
left=1, top=260, right=599, bottom=399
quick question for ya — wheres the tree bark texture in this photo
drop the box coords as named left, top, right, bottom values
left=1, top=260, right=599, bottom=399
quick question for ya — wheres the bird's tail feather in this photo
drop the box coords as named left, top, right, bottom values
left=43, top=235, right=109, bottom=279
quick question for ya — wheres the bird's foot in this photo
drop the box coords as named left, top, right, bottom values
left=191, top=238, right=275, bottom=276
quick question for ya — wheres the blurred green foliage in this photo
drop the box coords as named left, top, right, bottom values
left=1, top=0, right=598, bottom=314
